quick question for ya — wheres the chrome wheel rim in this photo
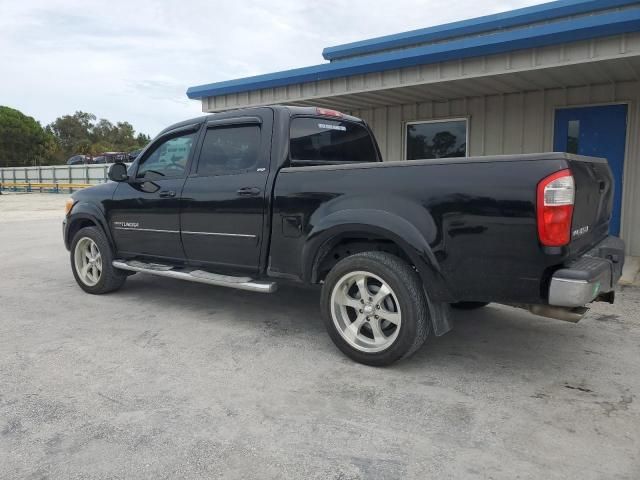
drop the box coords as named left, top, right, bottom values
left=74, top=237, right=102, bottom=287
left=330, top=271, right=401, bottom=353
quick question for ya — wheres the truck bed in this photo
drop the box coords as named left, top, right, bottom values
left=270, top=152, right=613, bottom=305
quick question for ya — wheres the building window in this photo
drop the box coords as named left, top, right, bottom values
left=405, top=119, right=468, bottom=160
left=566, top=120, right=580, bottom=154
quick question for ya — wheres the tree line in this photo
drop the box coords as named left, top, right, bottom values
left=0, top=106, right=151, bottom=168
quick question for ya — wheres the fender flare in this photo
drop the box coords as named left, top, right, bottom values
left=302, top=208, right=453, bottom=302
left=65, top=202, right=114, bottom=250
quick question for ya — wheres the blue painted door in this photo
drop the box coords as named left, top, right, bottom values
left=554, top=104, right=627, bottom=235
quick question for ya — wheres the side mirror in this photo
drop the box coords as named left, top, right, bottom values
left=108, top=162, right=129, bottom=182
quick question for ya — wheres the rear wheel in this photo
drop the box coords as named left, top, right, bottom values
left=321, top=252, right=429, bottom=366
left=70, top=226, right=126, bottom=294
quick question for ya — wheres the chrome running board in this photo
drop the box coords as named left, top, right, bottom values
left=113, top=260, right=277, bottom=293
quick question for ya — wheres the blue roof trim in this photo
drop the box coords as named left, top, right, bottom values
left=322, top=0, right=639, bottom=61
left=186, top=8, right=640, bottom=100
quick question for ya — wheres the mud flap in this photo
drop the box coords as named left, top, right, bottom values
left=426, top=296, right=453, bottom=336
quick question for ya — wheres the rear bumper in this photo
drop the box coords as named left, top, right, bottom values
left=548, top=236, right=625, bottom=308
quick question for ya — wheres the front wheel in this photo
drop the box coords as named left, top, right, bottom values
left=320, top=252, right=430, bottom=366
left=70, top=226, right=127, bottom=294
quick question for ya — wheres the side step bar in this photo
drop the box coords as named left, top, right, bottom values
left=112, top=260, right=277, bottom=293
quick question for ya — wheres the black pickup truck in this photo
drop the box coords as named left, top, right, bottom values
left=63, top=106, right=624, bottom=365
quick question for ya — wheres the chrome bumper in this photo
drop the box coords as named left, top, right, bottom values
left=548, top=236, right=625, bottom=308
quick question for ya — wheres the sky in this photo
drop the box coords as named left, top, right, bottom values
left=0, top=0, right=540, bottom=138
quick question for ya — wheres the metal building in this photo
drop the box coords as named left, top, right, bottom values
left=187, top=0, right=640, bottom=255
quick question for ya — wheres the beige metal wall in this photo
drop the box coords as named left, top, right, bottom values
left=200, top=33, right=640, bottom=113
left=349, top=80, right=640, bottom=255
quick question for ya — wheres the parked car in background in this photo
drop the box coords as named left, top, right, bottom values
left=128, top=149, right=143, bottom=161
left=65, top=153, right=132, bottom=166
left=66, top=155, right=90, bottom=165
left=103, top=152, right=128, bottom=163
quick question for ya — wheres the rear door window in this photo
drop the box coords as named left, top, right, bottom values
left=289, top=117, right=378, bottom=166
left=197, top=125, right=261, bottom=176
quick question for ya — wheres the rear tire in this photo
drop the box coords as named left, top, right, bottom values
left=70, top=226, right=126, bottom=294
left=451, top=301, right=490, bottom=310
left=320, top=252, right=430, bottom=366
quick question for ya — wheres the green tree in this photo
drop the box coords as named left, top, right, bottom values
left=136, top=132, right=151, bottom=145
left=0, top=106, right=50, bottom=167
left=48, top=113, right=150, bottom=158
left=114, top=121, right=136, bottom=148
left=91, top=119, right=116, bottom=146
left=48, top=111, right=96, bottom=158
left=42, top=127, right=63, bottom=164
left=0, top=107, right=151, bottom=167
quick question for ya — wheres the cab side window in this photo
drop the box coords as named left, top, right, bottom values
left=197, top=125, right=261, bottom=176
left=136, top=132, right=197, bottom=179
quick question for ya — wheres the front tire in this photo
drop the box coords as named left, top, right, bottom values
left=320, top=252, right=430, bottom=366
left=70, top=226, right=126, bottom=294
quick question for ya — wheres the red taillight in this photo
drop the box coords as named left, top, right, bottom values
left=316, top=107, right=343, bottom=118
left=537, top=169, right=574, bottom=247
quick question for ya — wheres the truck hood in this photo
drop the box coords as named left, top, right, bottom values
left=72, top=181, right=118, bottom=202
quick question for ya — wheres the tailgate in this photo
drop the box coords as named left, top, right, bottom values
left=567, top=156, right=614, bottom=254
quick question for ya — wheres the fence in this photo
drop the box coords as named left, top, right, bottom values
left=0, top=164, right=112, bottom=193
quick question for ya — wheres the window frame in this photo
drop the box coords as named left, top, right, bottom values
left=190, top=117, right=265, bottom=178
left=132, top=124, right=201, bottom=181
left=288, top=115, right=381, bottom=167
left=403, top=117, right=469, bottom=161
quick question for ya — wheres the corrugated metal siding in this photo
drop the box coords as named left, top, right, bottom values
left=350, top=80, right=640, bottom=255
left=196, top=33, right=640, bottom=254
left=200, top=33, right=640, bottom=112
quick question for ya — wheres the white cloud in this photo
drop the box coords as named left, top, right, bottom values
left=0, top=0, right=539, bottom=137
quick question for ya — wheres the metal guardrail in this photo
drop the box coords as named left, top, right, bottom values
left=0, top=182, right=94, bottom=193
left=0, top=164, right=112, bottom=193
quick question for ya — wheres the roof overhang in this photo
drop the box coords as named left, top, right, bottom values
left=286, top=56, right=640, bottom=111
left=187, top=7, right=640, bottom=101
left=197, top=29, right=640, bottom=113
left=322, top=0, right=639, bottom=60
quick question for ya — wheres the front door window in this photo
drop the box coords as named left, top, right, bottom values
left=136, top=133, right=196, bottom=180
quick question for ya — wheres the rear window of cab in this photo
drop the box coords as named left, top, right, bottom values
left=289, top=117, right=378, bottom=166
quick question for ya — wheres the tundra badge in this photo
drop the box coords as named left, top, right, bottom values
left=572, top=225, right=589, bottom=238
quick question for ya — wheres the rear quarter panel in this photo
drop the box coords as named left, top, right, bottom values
left=271, top=156, right=573, bottom=304
left=567, top=157, right=613, bottom=256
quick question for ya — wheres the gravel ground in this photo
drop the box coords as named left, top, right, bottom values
left=1, top=193, right=639, bottom=479
left=0, top=192, right=68, bottom=221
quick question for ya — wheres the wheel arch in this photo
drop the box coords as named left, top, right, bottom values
left=65, top=203, right=114, bottom=251
left=303, top=209, right=453, bottom=302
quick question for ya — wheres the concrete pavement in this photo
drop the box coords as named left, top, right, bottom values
left=1, top=194, right=639, bottom=479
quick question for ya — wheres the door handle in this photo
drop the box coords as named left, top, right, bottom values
left=159, top=190, right=176, bottom=198
left=237, top=187, right=261, bottom=196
